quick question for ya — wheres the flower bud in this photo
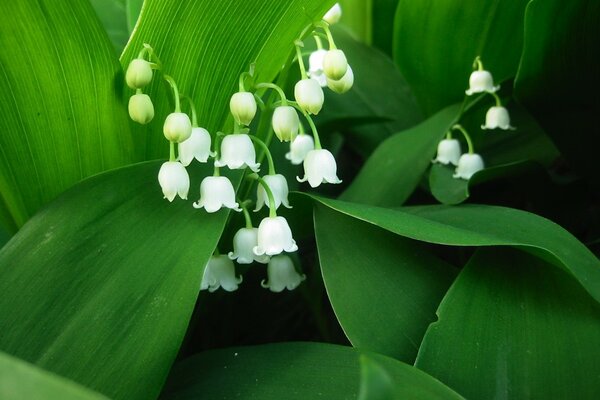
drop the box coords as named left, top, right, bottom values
left=453, top=153, right=485, bottom=180
left=158, top=161, right=190, bottom=202
left=230, top=92, right=257, bottom=126
left=179, top=127, right=214, bottom=166
left=481, top=106, right=515, bottom=130
left=126, top=59, right=153, bottom=89
left=261, top=255, right=306, bottom=292
left=201, top=255, right=242, bottom=292
left=272, top=106, right=299, bottom=142
left=326, top=65, right=354, bottom=94
left=432, top=139, right=461, bottom=166
left=297, top=149, right=342, bottom=188
left=193, top=176, right=241, bottom=213
left=128, top=93, right=154, bottom=124
left=253, top=216, right=298, bottom=257
left=214, top=134, right=260, bottom=172
left=228, top=228, right=269, bottom=264
left=323, top=3, right=342, bottom=25
left=323, top=49, right=348, bottom=81
left=163, top=112, right=192, bottom=143
left=465, top=70, right=499, bottom=96
left=286, top=135, right=315, bottom=165
left=255, top=174, right=291, bottom=212
left=294, top=79, right=324, bottom=115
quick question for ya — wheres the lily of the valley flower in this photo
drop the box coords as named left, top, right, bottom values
left=323, top=3, right=342, bottom=25
left=128, top=93, right=154, bottom=124
left=228, top=228, right=269, bottom=264
left=433, top=139, right=461, bottom=166
left=308, top=49, right=328, bottom=87
left=193, top=176, right=241, bottom=212
left=465, top=70, right=499, bottom=96
left=286, top=135, right=315, bottom=165
left=163, top=112, right=192, bottom=143
left=327, top=65, right=354, bottom=94
left=481, top=106, right=515, bottom=130
left=179, top=127, right=214, bottom=166
left=158, top=161, right=190, bottom=202
left=297, top=149, right=342, bottom=188
left=323, top=49, right=348, bottom=81
left=261, top=255, right=306, bottom=293
left=230, top=92, right=257, bottom=126
left=453, top=153, right=485, bottom=180
left=126, top=59, right=153, bottom=89
left=253, top=216, right=298, bottom=257
left=294, top=79, right=324, bottom=115
left=214, top=134, right=260, bottom=172
left=255, top=174, right=291, bottom=212
left=272, top=106, right=299, bottom=142
left=201, top=255, right=243, bottom=292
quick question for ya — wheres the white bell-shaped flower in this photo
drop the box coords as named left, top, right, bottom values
left=286, top=135, right=315, bottom=165
left=193, top=176, right=241, bottom=212
left=294, top=79, right=324, bottom=115
left=323, top=3, right=342, bottom=25
left=201, top=255, right=242, bottom=292
left=253, top=216, right=298, bottom=257
left=323, top=49, right=348, bottom=81
left=214, top=134, right=260, bottom=172
left=163, top=112, right=192, bottom=143
left=230, top=92, right=257, bottom=126
left=297, top=149, right=342, bottom=188
left=228, top=228, right=269, bottom=264
left=327, top=65, right=354, bottom=94
left=453, top=153, right=485, bottom=180
left=308, top=49, right=328, bottom=87
left=126, top=59, right=153, bottom=89
left=128, top=93, right=154, bottom=124
left=261, top=255, right=306, bottom=293
left=481, top=106, right=515, bottom=130
left=432, top=139, right=461, bottom=166
left=179, top=127, right=214, bottom=166
left=158, top=161, right=190, bottom=202
left=272, top=106, right=299, bottom=142
left=255, top=174, right=292, bottom=212
left=465, top=70, right=500, bottom=95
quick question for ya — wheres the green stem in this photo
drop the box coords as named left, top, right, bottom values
left=239, top=71, right=253, bottom=92
left=452, top=124, right=474, bottom=154
left=143, top=43, right=163, bottom=68
left=491, top=92, right=503, bottom=107
left=290, top=102, right=322, bottom=149
left=315, top=21, right=337, bottom=49
left=446, top=131, right=452, bottom=140
left=182, top=95, right=198, bottom=127
left=294, top=40, right=308, bottom=79
left=241, top=203, right=253, bottom=228
left=314, top=35, right=324, bottom=50
left=255, top=176, right=278, bottom=218
left=473, top=56, right=483, bottom=71
left=213, top=166, right=221, bottom=177
left=169, top=141, right=176, bottom=161
left=163, top=75, right=181, bottom=112
left=255, top=83, right=288, bottom=106
left=249, top=135, right=276, bottom=175
left=213, top=132, right=226, bottom=158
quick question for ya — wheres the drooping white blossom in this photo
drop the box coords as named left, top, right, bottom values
left=128, top=93, right=154, bottom=124
left=465, top=70, right=499, bottom=96
left=481, top=106, right=515, bottom=130
left=286, top=135, right=315, bottom=165
left=255, top=174, right=291, bottom=212
left=179, top=127, right=214, bottom=166
left=272, top=106, right=300, bottom=142
left=230, top=92, right=257, bottom=126
left=294, top=79, right=324, bottom=115
left=201, top=255, right=243, bottom=292
left=323, top=49, right=348, bottom=81
left=297, top=149, right=342, bottom=188
left=158, top=161, right=190, bottom=202
left=453, top=153, right=485, bottom=180
left=193, top=176, right=241, bottom=212
left=214, top=134, right=260, bottom=172
left=163, top=112, right=192, bottom=143
left=432, top=139, right=462, bottom=166
left=253, top=216, right=298, bottom=257
left=327, top=65, right=354, bottom=94
left=308, top=49, right=328, bottom=87
left=228, top=228, right=269, bottom=264
left=126, top=59, right=153, bottom=89
left=261, top=255, right=306, bottom=293
left=323, top=3, right=342, bottom=25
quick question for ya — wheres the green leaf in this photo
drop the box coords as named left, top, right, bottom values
left=514, top=0, right=600, bottom=190
left=415, top=248, right=600, bottom=399
left=338, top=0, right=372, bottom=43
left=0, top=161, right=239, bottom=400
left=90, top=0, right=130, bottom=53
left=393, top=0, right=529, bottom=115
left=126, top=0, right=144, bottom=32
left=0, top=0, right=137, bottom=232
left=303, top=195, right=600, bottom=304
left=340, top=104, right=460, bottom=206
left=314, top=204, right=457, bottom=362
left=0, top=351, right=108, bottom=400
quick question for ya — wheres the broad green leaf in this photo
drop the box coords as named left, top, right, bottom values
left=0, top=0, right=137, bottom=232
left=0, top=161, right=239, bottom=400
left=415, top=248, right=600, bottom=399
left=341, top=104, right=460, bottom=206
left=0, top=351, right=107, bottom=400
left=338, top=0, right=372, bottom=43
left=126, top=0, right=144, bottom=32
left=514, top=0, right=600, bottom=190
left=121, top=0, right=336, bottom=160
left=358, top=353, right=465, bottom=400
left=90, top=0, right=130, bottom=53
left=304, top=195, right=600, bottom=304
left=314, top=204, right=457, bottom=362
left=393, top=0, right=529, bottom=115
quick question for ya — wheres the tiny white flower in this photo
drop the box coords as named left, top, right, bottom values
left=158, top=161, right=190, bottom=202
left=255, top=174, right=292, bottom=212
left=261, top=255, right=306, bottom=293
left=286, top=135, right=315, bottom=165
left=323, top=49, right=348, bottom=81
left=253, top=216, right=298, bottom=257
left=193, top=176, right=241, bottom=213
left=126, top=59, right=153, bottom=89
left=323, top=3, right=342, bottom=25
left=179, top=127, right=215, bottom=166
left=308, top=49, right=328, bottom=87
left=163, top=112, right=192, bottom=143
left=214, top=134, right=260, bottom=172
left=228, top=228, right=269, bottom=264
left=327, top=65, right=354, bottom=94
left=272, top=106, right=299, bottom=142
left=201, top=255, right=243, bottom=292
left=465, top=70, right=499, bottom=96
left=481, top=106, right=515, bottom=130
left=432, top=139, right=461, bottom=166
left=230, top=92, right=257, bottom=126
left=453, top=153, right=485, bottom=180
left=128, top=93, right=154, bottom=124
left=294, top=79, right=324, bottom=115
left=297, top=149, right=342, bottom=188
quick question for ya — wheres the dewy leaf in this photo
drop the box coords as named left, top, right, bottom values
left=303, top=194, right=600, bottom=304
left=0, top=351, right=108, bottom=400
left=0, top=161, right=239, bottom=400
left=393, top=0, right=530, bottom=115
left=314, top=205, right=457, bottom=363
left=0, top=0, right=137, bottom=233
left=120, top=0, right=336, bottom=161
left=89, top=0, right=130, bottom=53
left=415, top=248, right=600, bottom=399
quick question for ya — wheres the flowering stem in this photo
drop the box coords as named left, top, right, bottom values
left=213, top=166, right=220, bottom=177
left=182, top=95, right=198, bottom=127
left=491, top=92, right=503, bottom=107
left=289, top=102, right=322, bottom=149
left=255, top=83, right=288, bottom=106
left=294, top=40, right=308, bottom=79
left=446, top=131, right=452, bottom=140
left=473, top=56, right=483, bottom=71
left=238, top=71, right=253, bottom=92
left=315, top=21, right=337, bottom=49
left=255, top=176, right=277, bottom=218
left=213, top=132, right=226, bottom=158
left=452, top=124, right=474, bottom=154
left=163, top=74, right=181, bottom=112
left=249, top=135, right=276, bottom=175
left=314, top=35, right=323, bottom=50
left=241, top=202, right=253, bottom=228
left=169, top=141, right=176, bottom=161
